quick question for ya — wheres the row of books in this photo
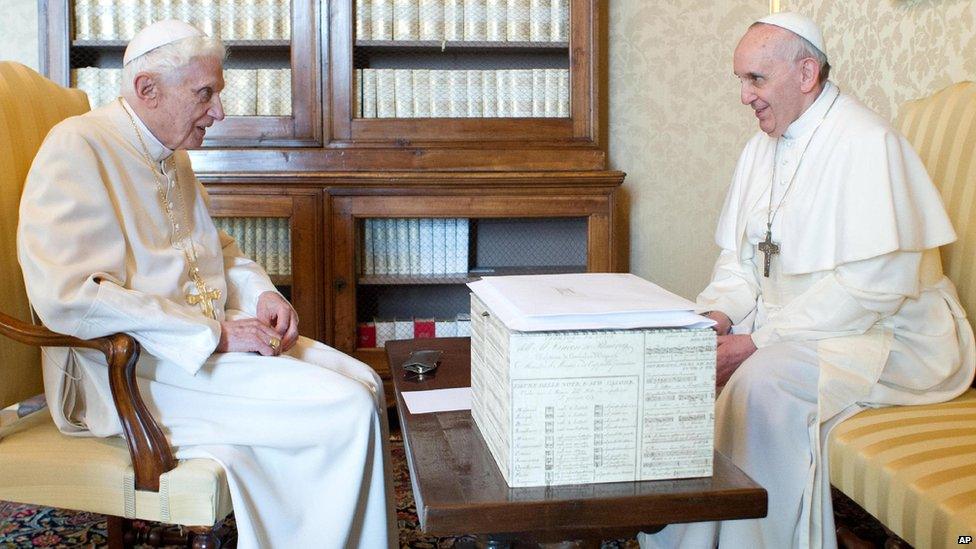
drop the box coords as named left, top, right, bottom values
left=354, top=68, right=569, bottom=118
left=73, top=0, right=291, bottom=41
left=213, top=217, right=292, bottom=276
left=362, top=218, right=469, bottom=276
left=355, top=0, right=570, bottom=43
left=71, top=67, right=292, bottom=115
left=358, top=314, right=472, bottom=348
left=222, top=69, right=292, bottom=116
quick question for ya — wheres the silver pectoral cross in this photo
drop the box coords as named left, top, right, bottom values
left=758, top=226, right=780, bottom=278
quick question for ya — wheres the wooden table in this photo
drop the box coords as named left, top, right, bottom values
left=388, top=337, right=767, bottom=544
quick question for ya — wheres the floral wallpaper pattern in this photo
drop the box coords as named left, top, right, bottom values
left=610, top=0, right=976, bottom=299
left=608, top=1, right=766, bottom=298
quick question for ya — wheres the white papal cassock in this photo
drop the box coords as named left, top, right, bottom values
left=17, top=99, right=395, bottom=548
left=642, top=82, right=976, bottom=549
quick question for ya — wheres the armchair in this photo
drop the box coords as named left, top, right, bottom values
left=0, top=61, right=232, bottom=548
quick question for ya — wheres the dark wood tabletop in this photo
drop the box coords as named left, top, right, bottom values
left=387, top=337, right=767, bottom=543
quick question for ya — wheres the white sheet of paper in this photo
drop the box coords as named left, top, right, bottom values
left=467, top=273, right=715, bottom=331
left=402, top=387, right=473, bottom=414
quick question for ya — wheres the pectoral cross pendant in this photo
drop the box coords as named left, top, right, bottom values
left=758, top=226, right=780, bottom=278
left=185, top=267, right=221, bottom=320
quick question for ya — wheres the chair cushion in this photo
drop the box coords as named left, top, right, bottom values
left=828, top=389, right=976, bottom=549
left=0, top=410, right=232, bottom=526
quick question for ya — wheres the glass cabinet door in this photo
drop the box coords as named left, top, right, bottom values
left=45, top=0, right=321, bottom=146
left=329, top=0, right=598, bottom=145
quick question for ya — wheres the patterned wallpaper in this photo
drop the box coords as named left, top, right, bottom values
left=786, top=0, right=976, bottom=121
left=608, top=1, right=766, bottom=299
left=610, top=0, right=976, bottom=299
left=0, top=0, right=39, bottom=70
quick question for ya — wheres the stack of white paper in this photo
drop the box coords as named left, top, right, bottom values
left=467, top=273, right=715, bottom=332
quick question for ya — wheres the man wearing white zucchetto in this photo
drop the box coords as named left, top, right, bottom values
left=640, top=12, right=975, bottom=549
left=17, top=20, right=395, bottom=548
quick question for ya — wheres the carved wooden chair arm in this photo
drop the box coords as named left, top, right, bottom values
left=0, top=311, right=176, bottom=491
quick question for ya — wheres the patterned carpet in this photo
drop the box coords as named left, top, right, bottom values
left=0, top=434, right=896, bottom=548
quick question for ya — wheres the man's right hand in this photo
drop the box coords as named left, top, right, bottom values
left=215, top=318, right=284, bottom=356
left=705, top=311, right=732, bottom=336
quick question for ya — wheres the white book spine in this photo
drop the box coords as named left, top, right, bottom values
left=551, top=0, right=569, bottom=42
left=280, top=217, right=291, bottom=275
left=217, top=0, right=240, bottom=40
left=372, top=218, right=387, bottom=274
left=362, top=219, right=374, bottom=275
left=354, top=69, right=363, bottom=118
left=466, top=70, right=483, bottom=118
left=512, top=69, right=533, bottom=117
left=432, top=218, right=447, bottom=274
left=275, top=0, right=291, bottom=40
left=266, top=218, right=279, bottom=275
left=199, top=0, right=219, bottom=37
left=256, top=69, right=291, bottom=115
left=557, top=68, right=570, bottom=117
left=115, top=0, right=141, bottom=41
left=544, top=68, right=559, bottom=117
left=72, top=68, right=99, bottom=107
left=279, top=69, right=293, bottom=115
left=138, top=0, right=155, bottom=27
left=393, top=0, right=419, bottom=40
left=99, top=68, right=122, bottom=107
left=429, top=70, right=450, bottom=117
left=412, top=69, right=431, bottom=117
left=376, top=69, right=397, bottom=118
left=256, top=218, right=270, bottom=273
left=394, top=69, right=414, bottom=118
left=418, top=0, right=444, bottom=41
left=495, top=70, right=511, bottom=117
left=455, top=313, right=471, bottom=336
left=374, top=318, right=395, bottom=347
left=481, top=70, right=497, bottom=117
left=254, top=0, right=276, bottom=40
left=356, top=0, right=372, bottom=41
left=445, top=219, right=458, bottom=273
left=94, top=0, right=117, bottom=39
left=531, top=68, right=545, bottom=116
left=74, top=0, right=94, bottom=40
left=363, top=68, right=378, bottom=118
left=396, top=219, right=410, bottom=275
left=529, top=0, right=551, bottom=42
left=444, top=0, right=464, bottom=41
left=222, top=69, right=258, bottom=116
left=462, top=0, right=487, bottom=41
left=155, top=0, right=175, bottom=22
left=385, top=218, right=399, bottom=275
left=448, top=71, right=469, bottom=117
left=394, top=318, right=414, bottom=340
left=418, top=218, right=434, bottom=274
left=371, top=0, right=394, bottom=40
left=408, top=219, right=422, bottom=274
left=506, top=0, right=530, bottom=41
left=456, top=218, right=469, bottom=273
left=434, top=319, right=457, bottom=337
left=485, top=0, right=506, bottom=42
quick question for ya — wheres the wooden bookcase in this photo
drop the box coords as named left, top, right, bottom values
left=41, top=0, right=624, bottom=393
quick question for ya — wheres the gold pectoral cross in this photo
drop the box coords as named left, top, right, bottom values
left=185, top=267, right=221, bottom=320
left=758, top=226, right=780, bottom=278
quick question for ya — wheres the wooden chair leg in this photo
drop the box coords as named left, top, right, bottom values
left=187, top=525, right=221, bottom=549
left=106, top=516, right=128, bottom=549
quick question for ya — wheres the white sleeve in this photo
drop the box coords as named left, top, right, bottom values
left=696, top=249, right=761, bottom=325
left=750, top=251, right=916, bottom=347
left=18, top=128, right=220, bottom=374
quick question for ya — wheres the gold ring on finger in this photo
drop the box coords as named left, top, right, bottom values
left=269, top=337, right=281, bottom=350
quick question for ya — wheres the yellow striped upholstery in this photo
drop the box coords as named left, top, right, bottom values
left=0, top=62, right=89, bottom=409
left=0, top=62, right=232, bottom=528
left=829, top=82, right=976, bottom=549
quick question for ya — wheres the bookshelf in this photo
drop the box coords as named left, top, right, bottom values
left=41, top=0, right=623, bottom=393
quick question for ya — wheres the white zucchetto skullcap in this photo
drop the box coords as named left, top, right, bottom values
left=756, top=11, right=827, bottom=59
left=123, top=19, right=204, bottom=65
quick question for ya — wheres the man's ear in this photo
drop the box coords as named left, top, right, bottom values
left=798, top=58, right=820, bottom=94
left=132, top=72, right=159, bottom=107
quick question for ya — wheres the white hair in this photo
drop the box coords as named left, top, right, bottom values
left=121, top=35, right=226, bottom=96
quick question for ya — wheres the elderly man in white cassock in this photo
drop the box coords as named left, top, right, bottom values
left=640, top=12, right=975, bottom=549
left=17, top=20, right=395, bottom=548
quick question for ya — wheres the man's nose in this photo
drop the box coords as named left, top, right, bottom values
left=740, top=84, right=756, bottom=106
left=209, top=93, right=225, bottom=121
